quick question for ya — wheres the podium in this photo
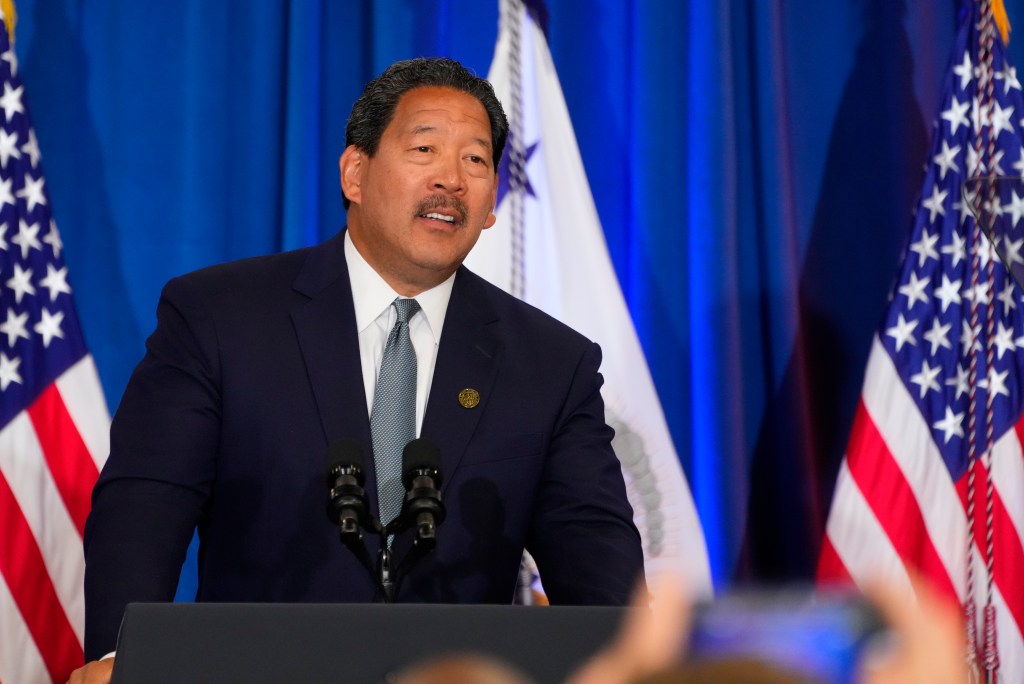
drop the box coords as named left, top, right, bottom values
left=110, top=603, right=625, bottom=684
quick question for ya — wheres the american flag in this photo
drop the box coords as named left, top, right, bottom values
left=818, top=1, right=1024, bottom=679
left=0, top=11, right=110, bottom=684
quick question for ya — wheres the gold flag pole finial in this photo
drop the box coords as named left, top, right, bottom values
left=994, top=0, right=1012, bottom=45
left=0, top=0, right=15, bottom=45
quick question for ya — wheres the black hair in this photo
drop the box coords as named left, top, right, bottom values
left=343, top=57, right=509, bottom=208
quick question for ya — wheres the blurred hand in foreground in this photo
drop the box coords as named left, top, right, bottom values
left=566, top=573, right=691, bottom=684
left=859, top=576, right=967, bottom=684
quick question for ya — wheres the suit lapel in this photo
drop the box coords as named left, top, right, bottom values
left=290, top=232, right=376, bottom=500
left=420, top=267, right=503, bottom=495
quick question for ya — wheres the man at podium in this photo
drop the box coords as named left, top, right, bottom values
left=70, top=57, right=643, bottom=683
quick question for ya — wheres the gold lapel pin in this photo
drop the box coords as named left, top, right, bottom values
left=458, top=388, right=480, bottom=409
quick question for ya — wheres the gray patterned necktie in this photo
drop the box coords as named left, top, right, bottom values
left=371, top=297, right=421, bottom=530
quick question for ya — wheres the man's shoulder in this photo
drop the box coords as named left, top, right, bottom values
left=164, top=232, right=345, bottom=302
left=457, top=267, right=592, bottom=349
left=170, top=245, right=315, bottom=290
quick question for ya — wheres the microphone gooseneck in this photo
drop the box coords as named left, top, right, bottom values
left=325, top=438, right=446, bottom=603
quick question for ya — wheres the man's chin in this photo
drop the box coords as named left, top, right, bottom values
left=407, top=238, right=478, bottom=269
left=408, top=259, right=461, bottom=281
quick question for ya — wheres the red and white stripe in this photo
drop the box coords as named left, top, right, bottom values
left=0, top=356, right=109, bottom=684
left=821, top=336, right=1024, bottom=680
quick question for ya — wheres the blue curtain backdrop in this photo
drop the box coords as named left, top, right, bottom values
left=10, top=0, right=1019, bottom=592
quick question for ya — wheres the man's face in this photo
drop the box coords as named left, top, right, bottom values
left=340, top=86, right=499, bottom=295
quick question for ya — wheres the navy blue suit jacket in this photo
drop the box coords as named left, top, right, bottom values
left=84, top=231, right=643, bottom=659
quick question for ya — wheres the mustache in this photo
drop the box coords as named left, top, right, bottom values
left=415, top=196, right=467, bottom=225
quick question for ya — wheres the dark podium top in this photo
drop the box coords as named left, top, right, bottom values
left=110, top=603, right=626, bottom=684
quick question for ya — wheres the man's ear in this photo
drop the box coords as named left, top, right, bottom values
left=483, top=171, right=498, bottom=229
left=339, top=145, right=364, bottom=205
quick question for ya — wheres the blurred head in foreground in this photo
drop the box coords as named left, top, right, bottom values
left=394, top=654, right=535, bottom=684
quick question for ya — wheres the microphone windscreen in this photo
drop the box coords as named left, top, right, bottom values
left=325, top=440, right=366, bottom=484
left=402, top=438, right=443, bottom=487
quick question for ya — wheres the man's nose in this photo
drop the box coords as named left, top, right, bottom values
left=431, top=154, right=465, bottom=193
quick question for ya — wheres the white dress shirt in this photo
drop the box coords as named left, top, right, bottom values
left=344, top=231, right=455, bottom=432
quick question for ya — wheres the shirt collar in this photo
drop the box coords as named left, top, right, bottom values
left=344, top=230, right=455, bottom=343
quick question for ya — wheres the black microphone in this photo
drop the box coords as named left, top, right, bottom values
left=400, top=438, right=446, bottom=548
left=325, top=440, right=370, bottom=542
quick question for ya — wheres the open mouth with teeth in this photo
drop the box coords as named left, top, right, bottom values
left=416, top=197, right=467, bottom=227
left=421, top=211, right=457, bottom=225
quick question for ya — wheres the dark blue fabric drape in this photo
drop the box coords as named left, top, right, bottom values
left=12, top=0, right=1019, bottom=592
